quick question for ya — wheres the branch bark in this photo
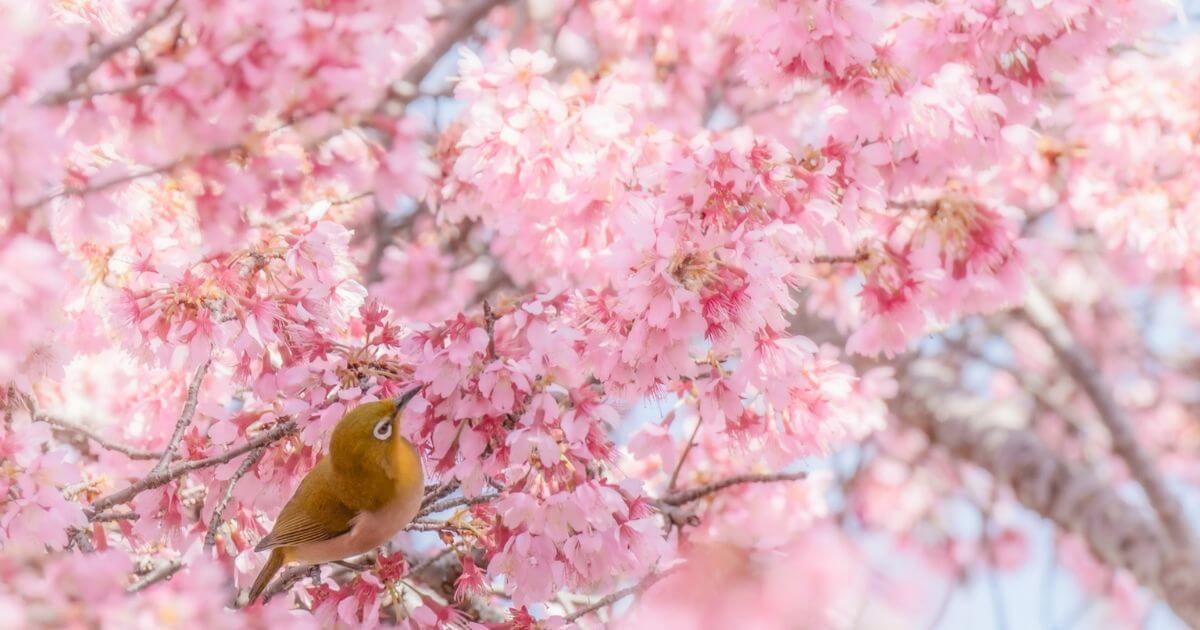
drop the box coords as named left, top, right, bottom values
left=904, top=404, right=1200, bottom=627
left=204, top=446, right=265, bottom=549
left=38, top=413, right=162, bottom=460
left=382, top=0, right=512, bottom=108
left=38, top=0, right=181, bottom=106
left=414, top=493, right=496, bottom=520
left=21, top=0, right=513, bottom=216
left=88, top=420, right=297, bottom=516
left=150, top=359, right=210, bottom=476
left=127, top=559, right=183, bottom=593
left=564, top=569, right=673, bottom=623
left=1021, top=287, right=1193, bottom=549
left=658, top=472, right=809, bottom=506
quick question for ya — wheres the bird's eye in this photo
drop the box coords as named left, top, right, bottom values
left=372, top=418, right=393, bottom=440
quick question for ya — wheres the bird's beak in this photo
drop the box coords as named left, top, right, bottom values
left=394, top=386, right=422, bottom=410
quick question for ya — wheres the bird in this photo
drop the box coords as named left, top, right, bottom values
left=245, top=388, right=425, bottom=604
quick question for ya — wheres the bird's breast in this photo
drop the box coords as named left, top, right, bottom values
left=288, top=478, right=424, bottom=565
left=347, top=484, right=424, bottom=552
left=349, top=438, right=424, bottom=552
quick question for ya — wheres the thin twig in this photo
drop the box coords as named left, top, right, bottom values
left=264, top=546, right=452, bottom=603
left=658, top=472, right=809, bottom=506
left=420, top=481, right=460, bottom=509
left=151, top=359, right=211, bottom=476
left=483, top=300, right=496, bottom=360
left=16, top=144, right=228, bottom=213
left=88, top=420, right=297, bottom=516
left=564, top=569, right=673, bottom=623
left=982, top=506, right=1010, bottom=630
left=127, top=559, right=183, bottom=593
left=415, top=493, right=496, bottom=520
left=64, top=75, right=158, bottom=101
left=925, top=577, right=958, bottom=630
left=204, top=446, right=266, bottom=549
left=666, top=416, right=703, bottom=493
left=92, top=510, right=140, bottom=522
left=409, top=547, right=454, bottom=577
left=811, top=253, right=868, bottom=265
left=38, top=414, right=162, bottom=460
left=262, top=565, right=314, bottom=602
left=406, top=520, right=452, bottom=531
left=38, top=0, right=181, bottom=106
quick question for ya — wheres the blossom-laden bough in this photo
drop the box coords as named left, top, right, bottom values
left=2, top=0, right=1200, bottom=628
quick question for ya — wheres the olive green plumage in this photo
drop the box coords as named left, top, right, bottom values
left=246, top=396, right=424, bottom=604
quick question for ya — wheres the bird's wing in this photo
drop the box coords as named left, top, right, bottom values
left=255, top=459, right=357, bottom=552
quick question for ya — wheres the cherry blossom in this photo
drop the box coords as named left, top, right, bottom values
left=1, top=0, right=1199, bottom=627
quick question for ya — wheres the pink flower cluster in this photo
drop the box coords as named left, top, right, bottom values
left=112, top=220, right=366, bottom=372
left=0, top=0, right=1190, bottom=626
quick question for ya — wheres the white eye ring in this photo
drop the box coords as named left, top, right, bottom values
left=373, top=418, right=393, bottom=441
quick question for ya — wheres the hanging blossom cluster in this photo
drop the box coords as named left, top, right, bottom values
left=1, top=0, right=1198, bottom=628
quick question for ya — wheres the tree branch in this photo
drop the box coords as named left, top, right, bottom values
left=38, top=0, right=181, bottom=106
left=564, top=569, right=673, bottom=623
left=666, top=416, right=703, bottom=493
left=420, top=480, right=460, bottom=509
left=38, top=413, right=162, bottom=461
left=382, top=0, right=512, bottom=109
left=92, top=510, right=140, bottom=522
left=150, top=359, right=210, bottom=477
left=88, top=420, right=297, bottom=516
left=658, top=472, right=809, bottom=506
left=20, top=0, right=512, bottom=218
left=1021, top=286, right=1193, bottom=549
left=204, top=446, right=265, bottom=549
left=811, top=253, right=868, bottom=265
left=415, top=493, right=496, bottom=520
left=127, top=558, right=183, bottom=593
left=904, top=402, right=1200, bottom=627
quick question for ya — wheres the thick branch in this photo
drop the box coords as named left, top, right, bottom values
left=383, top=0, right=512, bottom=107
left=150, top=359, right=210, bottom=476
left=1021, top=287, right=1193, bottom=548
left=906, top=407, right=1200, bottom=627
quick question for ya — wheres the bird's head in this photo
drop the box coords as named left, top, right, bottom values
left=328, top=388, right=422, bottom=486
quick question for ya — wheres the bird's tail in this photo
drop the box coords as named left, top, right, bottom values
left=247, top=548, right=285, bottom=605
